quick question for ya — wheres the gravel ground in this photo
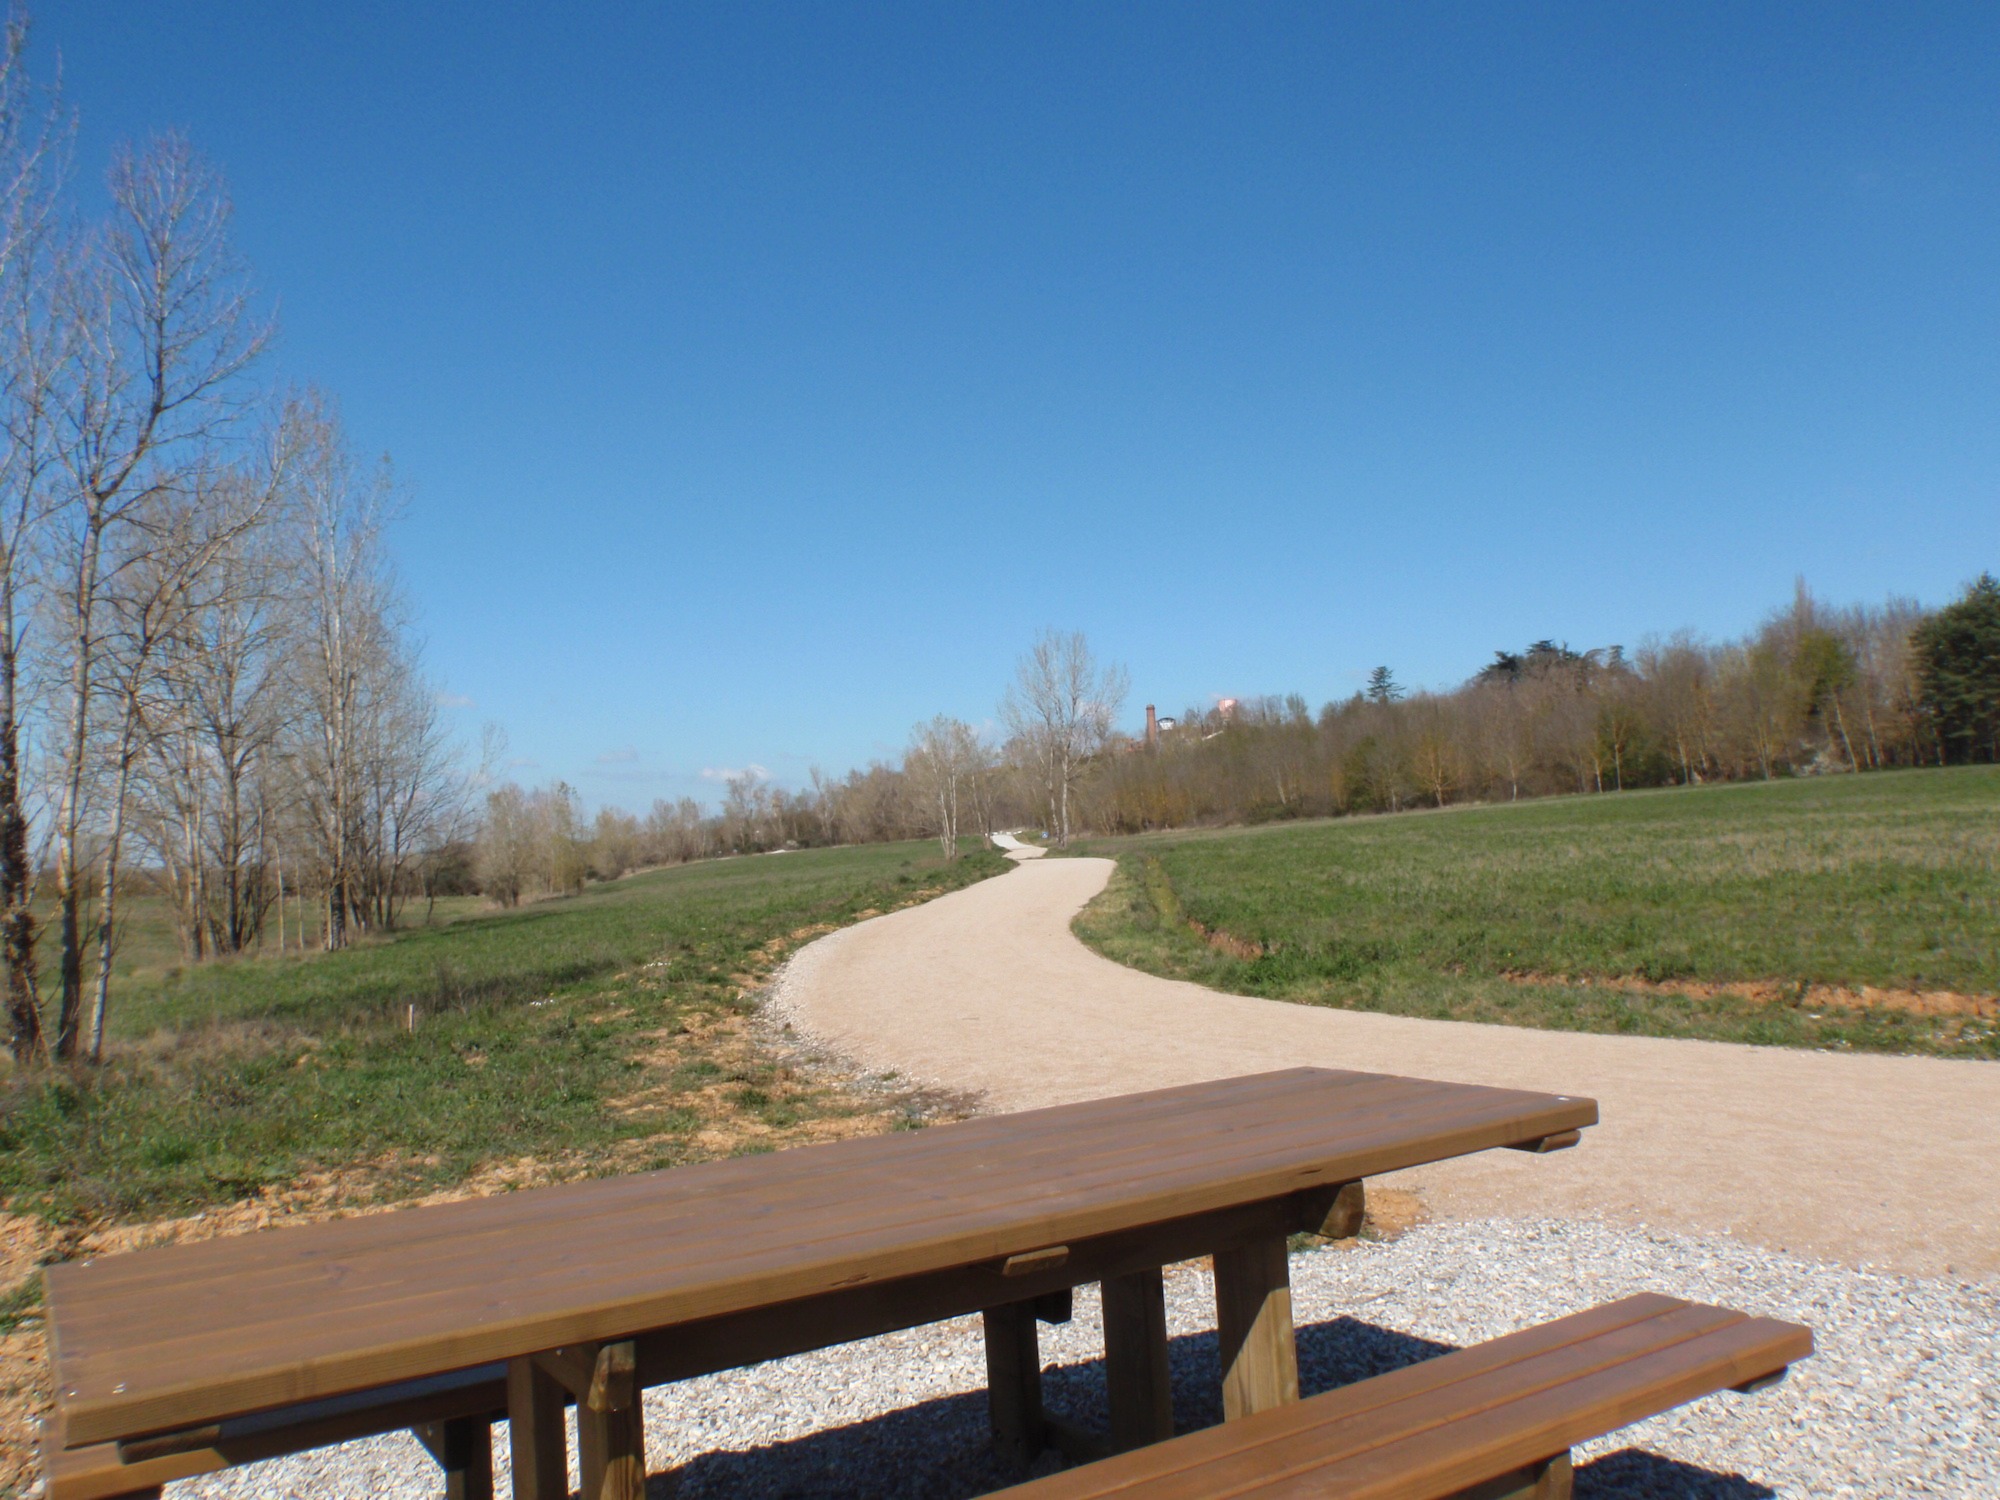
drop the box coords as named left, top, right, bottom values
left=163, top=1217, right=1999, bottom=1500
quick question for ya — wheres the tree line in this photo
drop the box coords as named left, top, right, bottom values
left=470, top=629, right=1130, bottom=891
left=478, top=570, right=1993, bottom=897
left=2, top=27, right=464, bottom=1063
left=1087, top=575, right=1999, bottom=834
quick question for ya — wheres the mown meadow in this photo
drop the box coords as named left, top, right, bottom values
left=1074, top=767, right=1999, bottom=1059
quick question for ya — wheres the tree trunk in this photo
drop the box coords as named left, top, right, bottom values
left=1830, top=696, right=1858, bottom=771
left=1057, top=747, right=1072, bottom=846
left=0, top=614, right=42, bottom=1063
left=53, top=526, right=102, bottom=1060
left=88, top=723, right=140, bottom=1062
left=53, top=864, right=85, bottom=1058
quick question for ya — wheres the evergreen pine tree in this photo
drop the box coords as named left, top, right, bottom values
left=1913, top=573, right=2000, bottom=762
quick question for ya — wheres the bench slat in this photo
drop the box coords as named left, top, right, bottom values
left=42, top=1368, right=508, bottom=1500
left=992, top=1296, right=1810, bottom=1500
left=1296, top=1314, right=1806, bottom=1500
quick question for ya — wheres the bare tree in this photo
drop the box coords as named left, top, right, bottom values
left=45, top=132, right=266, bottom=1057
left=1000, top=629, right=1127, bottom=847
left=85, top=456, right=276, bottom=1057
left=1636, top=633, right=1711, bottom=784
left=280, top=394, right=393, bottom=950
left=1406, top=695, right=1462, bottom=808
left=475, top=783, right=531, bottom=906
left=474, top=779, right=583, bottom=902
left=904, top=714, right=981, bottom=859
left=134, top=440, right=295, bottom=960
left=806, top=765, right=840, bottom=845
left=960, top=734, right=1002, bottom=839
left=0, top=11, right=67, bottom=1061
left=1468, top=679, right=1534, bottom=801
left=347, top=651, right=465, bottom=931
left=588, top=806, right=641, bottom=880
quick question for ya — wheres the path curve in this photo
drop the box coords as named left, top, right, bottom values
left=781, top=855, right=2000, bottom=1279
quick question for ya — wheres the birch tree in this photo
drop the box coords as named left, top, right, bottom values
left=280, top=395, right=393, bottom=950
left=85, top=456, right=275, bottom=1057
left=1000, top=629, right=1127, bottom=847
left=135, top=443, right=295, bottom=959
left=905, top=714, right=980, bottom=859
left=46, top=132, right=265, bottom=1057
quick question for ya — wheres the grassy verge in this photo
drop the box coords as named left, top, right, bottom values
left=1072, top=768, right=2000, bottom=1059
left=1, top=839, right=1007, bottom=1233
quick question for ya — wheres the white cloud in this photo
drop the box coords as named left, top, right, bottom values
left=700, top=763, right=769, bottom=783
left=507, top=757, right=540, bottom=770
left=596, top=746, right=640, bottom=765
left=436, top=691, right=476, bottom=709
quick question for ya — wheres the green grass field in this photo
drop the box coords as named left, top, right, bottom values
left=17, top=886, right=494, bottom=1019
left=0, top=840, right=1007, bottom=1231
left=1073, top=768, right=2000, bottom=1059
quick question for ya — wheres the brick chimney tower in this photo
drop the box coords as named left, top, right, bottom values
left=1145, top=704, right=1158, bottom=748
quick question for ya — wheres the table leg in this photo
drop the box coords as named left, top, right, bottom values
left=983, top=1301, right=1047, bottom=1464
left=507, top=1356, right=569, bottom=1500
left=575, top=1340, right=646, bottom=1500
left=1213, top=1232, right=1299, bottom=1420
left=415, top=1415, right=494, bottom=1500
left=1101, top=1268, right=1174, bottom=1452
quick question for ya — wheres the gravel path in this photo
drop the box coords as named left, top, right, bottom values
left=775, top=855, right=2000, bottom=1279
left=167, top=1218, right=2000, bottom=1499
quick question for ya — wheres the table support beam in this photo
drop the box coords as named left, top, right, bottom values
left=1101, top=1268, right=1174, bottom=1452
left=1213, top=1233, right=1300, bottom=1420
left=573, top=1341, right=645, bottom=1500
left=1300, top=1180, right=1365, bottom=1241
left=506, top=1357, right=569, bottom=1500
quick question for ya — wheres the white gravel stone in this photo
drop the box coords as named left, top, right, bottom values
left=167, top=1218, right=1999, bottom=1499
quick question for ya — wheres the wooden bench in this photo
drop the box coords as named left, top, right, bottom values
left=41, top=1366, right=511, bottom=1500
left=989, top=1294, right=1812, bottom=1500
left=40, top=1067, right=1597, bottom=1499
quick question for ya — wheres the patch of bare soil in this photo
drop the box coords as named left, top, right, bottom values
left=0, top=1321, right=47, bottom=1498
left=1359, top=1185, right=1428, bottom=1241
left=1302, top=1185, right=1430, bottom=1252
left=613, top=1004, right=961, bottom=1160
left=1503, top=969, right=1998, bottom=1021
left=1189, top=918, right=1264, bottom=961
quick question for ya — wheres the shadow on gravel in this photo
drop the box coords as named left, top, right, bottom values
left=1576, top=1449, right=1776, bottom=1498
left=655, top=1316, right=1772, bottom=1499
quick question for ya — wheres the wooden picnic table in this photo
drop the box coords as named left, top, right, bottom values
left=43, top=1066, right=1597, bottom=1499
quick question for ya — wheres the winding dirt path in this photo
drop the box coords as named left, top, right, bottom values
left=781, top=854, right=2000, bottom=1279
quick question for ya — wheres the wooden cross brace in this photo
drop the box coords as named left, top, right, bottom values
left=511, top=1340, right=645, bottom=1500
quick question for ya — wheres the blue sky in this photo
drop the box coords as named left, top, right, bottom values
left=39, top=3, right=2000, bottom=808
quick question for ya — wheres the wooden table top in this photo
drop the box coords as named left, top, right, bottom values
left=46, top=1066, right=1596, bottom=1449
